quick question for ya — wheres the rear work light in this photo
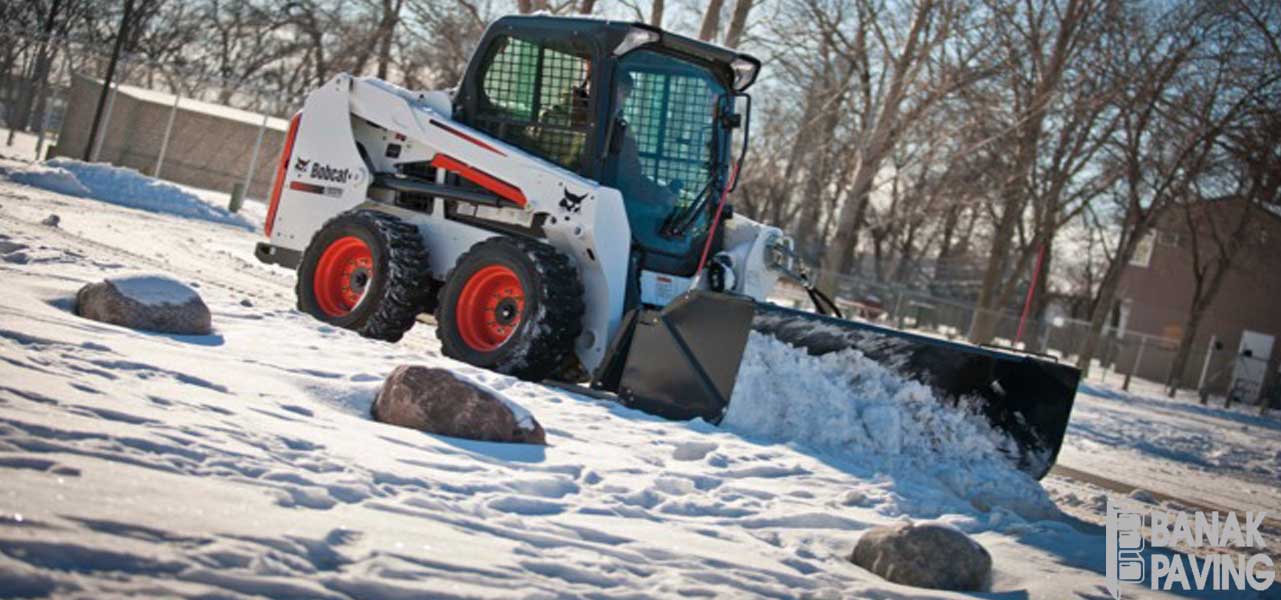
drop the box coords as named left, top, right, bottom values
left=265, top=112, right=302, bottom=237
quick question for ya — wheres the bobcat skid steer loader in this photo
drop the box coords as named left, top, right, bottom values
left=254, top=15, right=1080, bottom=478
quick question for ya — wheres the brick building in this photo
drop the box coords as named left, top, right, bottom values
left=1116, top=198, right=1281, bottom=401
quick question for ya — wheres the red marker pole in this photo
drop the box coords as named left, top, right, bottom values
left=1015, top=244, right=1046, bottom=346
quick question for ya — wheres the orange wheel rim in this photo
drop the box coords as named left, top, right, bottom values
left=313, top=236, right=374, bottom=317
left=456, top=265, right=524, bottom=352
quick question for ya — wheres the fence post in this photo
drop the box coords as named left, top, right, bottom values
left=1100, top=338, right=1111, bottom=384
left=153, top=93, right=181, bottom=177
left=1196, top=334, right=1217, bottom=403
left=1164, top=345, right=1181, bottom=399
left=894, top=290, right=907, bottom=330
left=229, top=183, right=245, bottom=213
left=1123, top=335, right=1146, bottom=392
left=241, top=113, right=269, bottom=202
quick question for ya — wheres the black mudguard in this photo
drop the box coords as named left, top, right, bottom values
left=593, top=291, right=1080, bottom=479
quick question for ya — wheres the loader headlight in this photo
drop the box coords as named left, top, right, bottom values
left=614, top=28, right=660, bottom=55
left=731, top=57, right=760, bottom=91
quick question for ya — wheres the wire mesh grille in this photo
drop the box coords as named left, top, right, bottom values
left=475, top=36, right=591, bottom=172
left=621, top=66, right=719, bottom=223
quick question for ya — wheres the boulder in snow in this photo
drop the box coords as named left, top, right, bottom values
left=75, top=275, right=212, bottom=335
left=372, top=366, right=545, bottom=444
left=1127, top=488, right=1155, bottom=503
left=40, top=214, right=60, bottom=227
left=849, top=521, right=991, bottom=591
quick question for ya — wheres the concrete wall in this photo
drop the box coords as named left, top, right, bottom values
left=51, top=74, right=288, bottom=201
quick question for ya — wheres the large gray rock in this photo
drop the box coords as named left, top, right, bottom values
left=75, top=275, right=211, bottom=335
left=849, top=521, right=991, bottom=591
left=372, top=366, right=546, bottom=444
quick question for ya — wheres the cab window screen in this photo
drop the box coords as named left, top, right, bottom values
left=476, top=36, right=591, bottom=172
left=622, top=65, right=720, bottom=217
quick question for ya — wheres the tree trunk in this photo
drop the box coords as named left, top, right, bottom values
left=934, top=203, right=961, bottom=284
left=650, top=0, right=665, bottom=27
left=1030, top=236, right=1053, bottom=351
left=15, top=0, right=62, bottom=131
left=817, top=0, right=936, bottom=292
left=1166, top=307, right=1205, bottom=397
left=969, top=0, right=1091, bottom=344
left=724, top=0, right=753, bottom=48
left=1075, top=215, right=1150, bottom=375
left=375, top=0, right=403, bottom=80
left=969, top=195, right=1021, bottom=343
left=698, top=0, right=726, bottom=42
left=578, top=0, right=597, bottom=14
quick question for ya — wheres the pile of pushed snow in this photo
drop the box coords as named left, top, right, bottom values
left=724, top=331, right=1057, bottom=518
left=7, top=158, right=254, bottom=231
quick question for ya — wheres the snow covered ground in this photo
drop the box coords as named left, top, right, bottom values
left=1, top=157, right=1277, bottom=598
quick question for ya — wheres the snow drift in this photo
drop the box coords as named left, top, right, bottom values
left=6, top=158, right=254, bottom=231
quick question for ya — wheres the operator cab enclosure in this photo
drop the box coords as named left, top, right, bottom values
left=453, top=15, right=761, bottom=279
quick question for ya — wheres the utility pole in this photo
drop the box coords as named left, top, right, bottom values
left=83, top=0, right=133, bottom=161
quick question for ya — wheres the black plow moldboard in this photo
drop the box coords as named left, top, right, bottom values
left=595, top=291, right=1080, bottom=479
left=752, top=303, right=1080, bottom=479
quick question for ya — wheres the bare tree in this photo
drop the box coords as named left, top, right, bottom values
left=724, top=0, right=753, bottom=48
left=698, top=0, right=726, bottom=42
left=966, top=0, right=1105, bottom=344
left=376, top=0, right=406, bottom=79
left=1163, top=1, right=1281, bottom=394
left=1073, top=4, right=1245, bottom=375
left=814, top=0, right=977, bottom=292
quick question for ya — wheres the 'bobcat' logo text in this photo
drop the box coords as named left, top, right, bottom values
left=297, top=158, right=352, bottom=184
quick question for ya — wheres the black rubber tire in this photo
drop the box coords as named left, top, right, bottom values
left=296, top=209, right=431, bottom=342
left=437, top=237, right=585, bottom=381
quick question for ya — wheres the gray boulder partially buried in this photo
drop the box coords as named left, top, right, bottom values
left=849, top=521, right=992, bottom=591
left=75, top=275, right=211, bottom=335
left=372, top=366, right=546, bottom=445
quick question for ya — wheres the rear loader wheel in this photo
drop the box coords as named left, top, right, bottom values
left=437, top=237, right=584, bottom=381
left=297, top=209, right=431, bottom=342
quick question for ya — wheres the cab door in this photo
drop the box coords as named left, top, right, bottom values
left=454, top=31, right=602, bottom=180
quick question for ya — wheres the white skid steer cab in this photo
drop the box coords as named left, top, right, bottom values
left=255, top=15, right=1080, bottom=478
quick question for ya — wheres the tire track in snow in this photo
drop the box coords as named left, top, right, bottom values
left=1051, top=465, right=1281, bottom=530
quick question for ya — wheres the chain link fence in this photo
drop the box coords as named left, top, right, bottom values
left=1, top=27, right=303, bottom=203
left=775, top=269, right=1276, bottom=412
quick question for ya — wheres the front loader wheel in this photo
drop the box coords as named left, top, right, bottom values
left=297, top=209, right=430, bottom=342
left=437, top=237, right=584, bottom=381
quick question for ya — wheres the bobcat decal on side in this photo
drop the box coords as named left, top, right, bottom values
left=560, top=189, right=586, bottom=214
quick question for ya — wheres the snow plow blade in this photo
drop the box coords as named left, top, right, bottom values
left=594, top=291, right=1079, bottom=479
